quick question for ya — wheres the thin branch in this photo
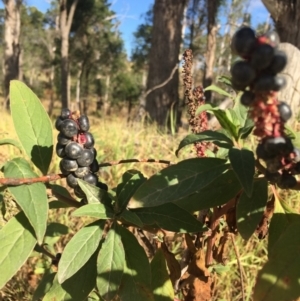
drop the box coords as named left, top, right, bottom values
left=0, top=158, right=171, bottom=187
left=98, top=158, right=172, bottom=167
left=144, top=64, right=179, bottom=99
left=0, top=174, right=64, bottom=186
left=65, top=0, right=79, bottom=33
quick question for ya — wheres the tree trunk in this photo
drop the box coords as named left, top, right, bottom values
left=145, top=0, right=188, bottom=128
left=59, top=0, right=79, bottom=109
left=262, top=0, right=300, bottom=48
left=3, top=0, right=21, bottom=110
left=203, top=0, right=219, bottom=103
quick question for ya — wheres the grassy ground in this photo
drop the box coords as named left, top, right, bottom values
left=0, top=107, right=297, bottom=301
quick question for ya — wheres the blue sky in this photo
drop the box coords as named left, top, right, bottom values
left=0, top=0, right=269, bottom=56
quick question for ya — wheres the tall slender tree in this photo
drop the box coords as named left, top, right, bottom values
left=203, top=0, right=221, bottom=103
left=145, top=0, right=188, bottom=128
left=59, top=0, right=79, bottom=109
left=3, top=0, right=22, bottom=109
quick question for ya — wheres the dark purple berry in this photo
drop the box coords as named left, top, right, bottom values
left=77, top=149, right=94, bottom=167
left=56, top=144, right=65, bottom=158
left=61, top=108, right=71, bottom=120
left=250, top=43, right=274, bottom=70
left=61, top=158, right=78, bottom=172
left=65, top=142, right=83, bottom=159
left=83, top=133, right=95, bottom=149
left=83, top=173, right=98, bottom=186
left=266, top=158, right=283, bottom=173
left=57, top=133, right=71, bottom=145
left=278, top=101, right=292, bottom=122
left=55, top=117, right=64, bottom=131
left=59, top=161, right=70, bottom=175
left=60, top=119, right=78, bottom=138
left=265, top=170, right=281, bottom=184
left=66, top=173, right=78, bottom=188
left=231, top=27, right=257, bottom=57
left=74, top=166, right=90, bottom=178
left=278, top=173, right=297, bottom=189
left=97, top=181, right=108, bottom=191
left=254, top=75, right=286, bottom=92
left=230, top=61, right=256, bottom=88
left=78, top=115, right=90, bottom=132
left=240, top=91, right=255, bottom=106
left=265, top=31, right=280, bottom=48
left=90, top=148, right=97, bottom=159
left=268, top=50, right=287, bottom=74
left=90, top=159, right=99, bottom=173
left=264, top=137, right=293, bottom=156
left=256, top=143, right=272, bottom=160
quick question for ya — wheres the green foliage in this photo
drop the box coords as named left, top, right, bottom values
left=97, top=222, right=125, bottom=301
left=57, top=220, right=105, bottom=283
left=0, top=212, right=37, bottom=289
left=151, top=249, right=174, bottom=301
left=1, top=78, right=300, bottom=301
left=128, top=158, right=228, bottom=208
left=10, top=80, right=53, bottom=175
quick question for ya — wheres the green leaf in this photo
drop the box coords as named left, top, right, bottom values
left=229, top=148, right=255, bottom=197
left=10, top=80, right=53, bottom=175
left=0, top=212, right=37, bottom=289
left=97, top=222, right=125, bottom=301
left=237, top=179, right=268, bottom=240
left=49, top=201, right=73, bottom=209
left=253, top=220, right=300, bottom=301
left=268, top=198, right=298, bottom=253
left=118, top=226, right=154, bottom=301
left=72, top=203, right=114, bottom=219
left=133, top=203, right=206, bottom=232
left=238, top=118, right=254, bottom=139
left=57, top=220, right=105, bottom=283
left=116, top=169, right=144, bottom=195
left=4, top=158, right=48, bottom=244
left=204, top=84, right=232, bottom=98
left=45, top=223, right=69, bottom=237
left=176, top=130, right=233, bottom=156
left=196, top=104, right=239, bottom=140
left=32, top=270, right=56, bottom=301
left=116, top=172, right=147, bottom=213
left=119, top=209, right=144, bottom=228
left=151, top=249, right=174, bottom=301
left=0, top=138, right=22, bottom=151
left=43, top=252, right=97, bottom=301
left=233, top=93, right=249, bottom=127
left=128, top=158, right=228, bottom=208
left=216, top=75, right=232, bottom=86
left=78, top=179, right=112, bottom=205
left=174, top=170, right=241, bottom=212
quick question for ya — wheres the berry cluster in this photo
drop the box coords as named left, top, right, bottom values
left=55, top=109, right=107, bottom=199
left=231, top=27, right=299, bottom=188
